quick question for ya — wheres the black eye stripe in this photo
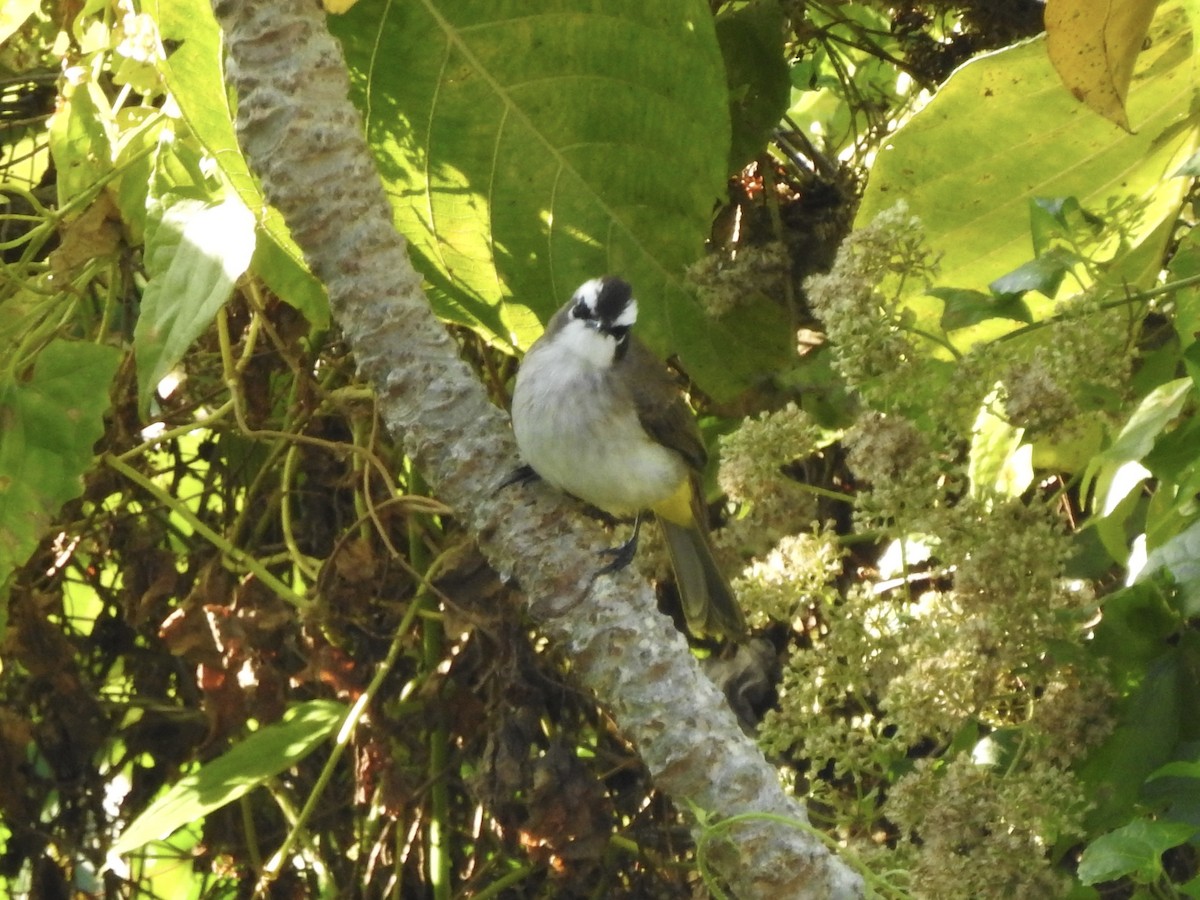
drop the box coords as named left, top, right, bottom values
left=595, top=278, right=633, bottom=321
left=606, top=324, right=629, bottom=341
left=572, top=300, right=593, bottom=319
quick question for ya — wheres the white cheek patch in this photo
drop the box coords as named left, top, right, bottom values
left=572, top=278, right=605, bottom=315
left=614, top=297, right=638, bottom=328
left=558, top=318, right=618, bottom=369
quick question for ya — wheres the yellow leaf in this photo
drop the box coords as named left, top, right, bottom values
left=322, top=0, right=358, bottom=12
left=1045, top=0, right=1161, bottom=131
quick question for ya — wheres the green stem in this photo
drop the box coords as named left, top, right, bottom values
left=256, top=594, right=423, bottom=895
left=409, top=463, right=451, bottom=900
left=104, top=453, right=309, bottom=609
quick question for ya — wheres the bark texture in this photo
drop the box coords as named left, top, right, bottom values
left=209, top=1, right=863, bottom=896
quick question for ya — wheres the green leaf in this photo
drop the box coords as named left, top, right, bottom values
left=0, top=0, right=40, bottom=44
left=0, top=341, right=121, bottom=594
left=1138, top=520, right=1200, bottom=616
left=1081, top=377, right=1193, bottom=516
left=716, top=0, right=790, bottom=170
left=1090, top=578, right=1182, bottom=678
left=48, top=79, right=113, bottom=207
left=857, top=3, right=1197, bottom=345
left=931, top=287, right=1032, bottom=331
left=1028, top=196, right=1098, bottom=255
left=111, top=700, right=346, bottom=856
left=331, top=0, right=779, bottom=401
left=150, top=0, right=329, bottom=329
left=1080, top=651, right=1184, bottom=831
left=968, top=397, right=1031, bottom=499
left=1149, top=759, right=1200, bottom=781
left=1078, top=817, right=1197, bottom=885
left=1168, top=227, right=1200, bottom=355
left=1175, top=149, right=1200, bottom=177
left=987, top=246, right=1077, bottom=298
left=134, top=192, right=256, bottom=407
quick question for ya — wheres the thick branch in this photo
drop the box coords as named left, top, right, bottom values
left=209, top=1, right=863, bottom=896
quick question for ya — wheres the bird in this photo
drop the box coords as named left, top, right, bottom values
left=509, top=276, right=746, bottom=640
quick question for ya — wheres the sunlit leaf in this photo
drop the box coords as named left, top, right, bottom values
left=859, top=2, right=1197, bottom=347
left=1081, top=377, right=1192, bottom=514
left=48, top=79, right=113, bottom=207
left=150, top=0, right=329, bottom=329
left=968, top=397, right=1031, bottom=499
left=134, top=192, right=256, bottom=408
left=111, top=700, right=346, bottom=856
left=331, top=0, right=786, bottom=400
left=0, top=0, right=40, bottom=45
left=1045, top=0, right=1160, bottom=131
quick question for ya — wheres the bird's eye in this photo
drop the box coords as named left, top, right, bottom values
left=572, top=300, right=593, bottom=320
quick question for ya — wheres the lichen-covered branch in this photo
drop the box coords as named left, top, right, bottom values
left=208, top=1, right=863, bottom=895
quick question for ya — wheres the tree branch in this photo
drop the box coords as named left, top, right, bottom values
left=209, top=1, right=863, bottom=895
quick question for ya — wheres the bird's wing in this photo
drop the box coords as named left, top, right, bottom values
left=621, top=337, right=708, bottom=473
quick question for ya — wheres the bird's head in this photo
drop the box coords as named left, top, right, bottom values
left=550, top=276, right=638, bottom=368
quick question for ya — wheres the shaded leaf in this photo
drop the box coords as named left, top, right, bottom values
left=716, top=0, right=790, bottom=170
left=1089, top=579, right=1181, bottom=677
left=1149, top=760, right=1200, bottom=781
left=111, top=700, right=346, bottom=856
left=1079, top=651, right=1184, bottom=831
left=1045, top=0, right=1160, bottom=131
left=1167, top=226, right=1200, bottom=354
left=1078, top=817, right=1196, bottom=885
left=1139, top=519, right=1200, bottom=617
left=1028, top=195, right=1100, bottom=255
left=988, top=246, right=1078, bottom=297
left=0, top=341, right=121, bottom=592
left=931, top=287, right=1032, bottom=331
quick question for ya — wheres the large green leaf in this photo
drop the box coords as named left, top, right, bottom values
left=0, top=341, right=121, bottom=592
left=858, top=2, right=1198, bottom=343
left=332, top=0, right=782, bottom=400
left=111, top=699, right=346, bottom=856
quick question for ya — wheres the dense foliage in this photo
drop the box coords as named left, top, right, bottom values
left=2, top=0, right=1199, bottom=897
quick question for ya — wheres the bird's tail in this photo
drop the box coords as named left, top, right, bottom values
left=659, top=517, right=746, bottom=640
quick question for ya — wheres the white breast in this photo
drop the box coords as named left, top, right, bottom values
left=512, top=322, right=687, bottom=516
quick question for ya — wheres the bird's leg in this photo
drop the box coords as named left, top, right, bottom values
left=598, top=513, right=642, bottom=574
left=496, top=463, right=539, bottom=492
